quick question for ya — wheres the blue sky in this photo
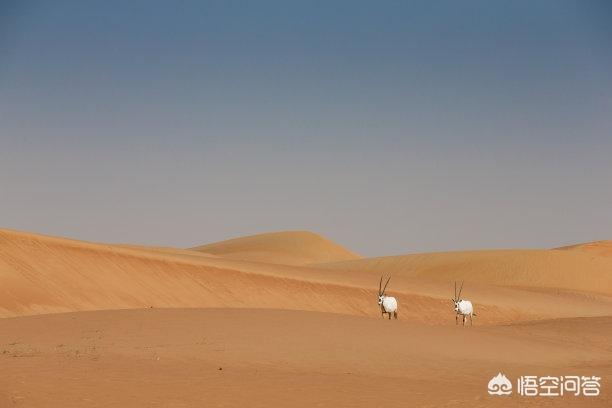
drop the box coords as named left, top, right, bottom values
left=1, top=1, right=611, bottom=255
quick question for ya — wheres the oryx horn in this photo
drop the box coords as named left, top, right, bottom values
left=382, top=274, right=391, bottom=295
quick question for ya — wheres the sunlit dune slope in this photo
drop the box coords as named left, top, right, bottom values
left=0, top=229, right=372, bottom=318
left=190, top=230, right=361, bottom=265
left=555, top=240, right=612, bottom=258
left=315, top=248, right=612, bottom=295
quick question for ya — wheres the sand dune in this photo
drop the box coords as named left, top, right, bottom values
left=315, top=248, right=612, bottom=295
left=2, top=228, right=612, bottom=326
left=556, top=240, right=612, bottom=258
left=0, top=228, right=369, bottom=318
left=190, top=230, right=361, bottom=265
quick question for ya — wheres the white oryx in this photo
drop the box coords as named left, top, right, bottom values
left=452, top=281, right=475, bottom=326
left=378, top=274, right=398, bottom=320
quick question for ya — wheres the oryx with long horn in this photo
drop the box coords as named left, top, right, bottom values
left=452, top=281, right=475, bottom=325
left=378, top=274, right=398, bottom=320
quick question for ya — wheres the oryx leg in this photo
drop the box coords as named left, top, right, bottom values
left=455, top=314, right=458, bottom=325
left=470, top=314, right=473, bottom=326
left=462, top=315, right=466, bottom=326
left=394, top=311, right=398, bottom=320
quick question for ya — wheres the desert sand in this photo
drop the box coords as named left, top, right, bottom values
left=1, top=227, right=611, bottom=407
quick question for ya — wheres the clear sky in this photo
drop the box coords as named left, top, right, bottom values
left=1, top=1, right=611, bottom=256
